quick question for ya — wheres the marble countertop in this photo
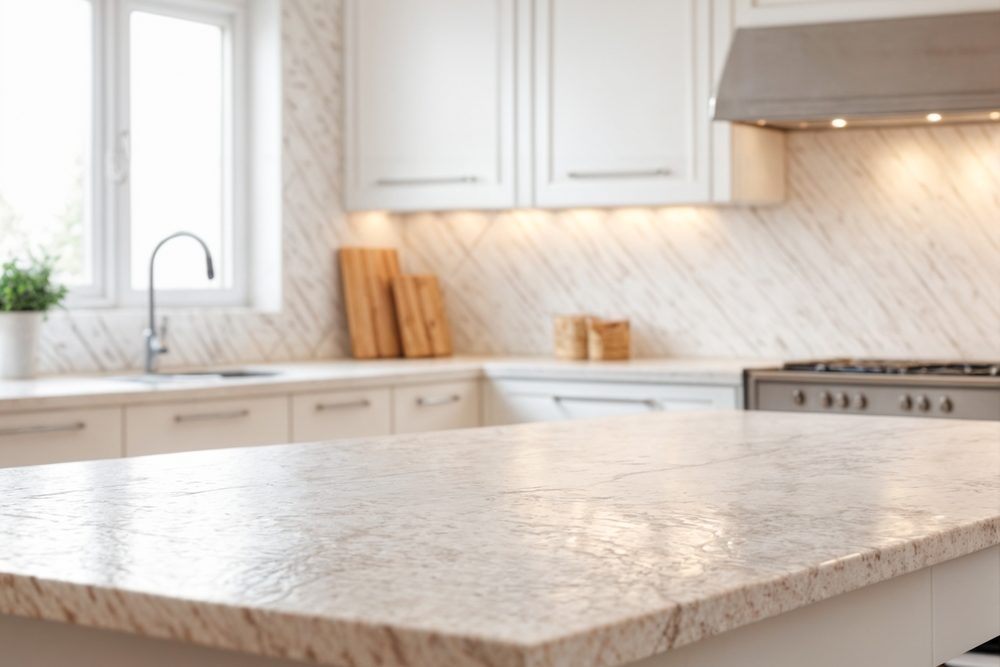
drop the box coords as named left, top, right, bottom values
left=0, top=356, right=776, bottom=413
left=0, top=411, right=997, bottom=667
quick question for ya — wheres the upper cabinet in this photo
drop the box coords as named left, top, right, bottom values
left=733, top=0, right=1000, bottom=27
left=344, top=0, right=517, bottom=212
left=533, top=0, right=711, bottom=208
left=344, top=0, right=785, bottom=212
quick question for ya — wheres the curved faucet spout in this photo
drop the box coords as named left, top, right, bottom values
left=145, top=232, right=216, bottom=374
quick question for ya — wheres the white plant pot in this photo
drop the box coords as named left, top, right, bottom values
left=0, top=312, right=43, bottom=380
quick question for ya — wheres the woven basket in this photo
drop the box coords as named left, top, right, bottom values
left=587, top=318, right=630, bottom=361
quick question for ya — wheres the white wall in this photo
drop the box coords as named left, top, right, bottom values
left=394, top=125, right=1000, bottom=360
left=35, top=0, right=1000, bottom=373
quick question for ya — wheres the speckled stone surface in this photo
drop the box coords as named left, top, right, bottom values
left=0, top=411, right=997, bottom=667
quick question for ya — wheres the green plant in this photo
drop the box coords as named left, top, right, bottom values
left=0, top=257, right=69, bottom=312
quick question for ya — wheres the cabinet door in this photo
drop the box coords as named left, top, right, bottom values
left=393, top=381, right=480, bottom=434
left=733, top=0, right=1000, bottom=27
left=291, top=388, right=392, bottom=442
left=125, top=396, right=289, bottom=457
left=485, top=379, right=739, bottom=426
left=0, top=408, right=122, bottom=468
left=534, top=0, right=710, bottom=208
left=345, top=0, right=517, bottom=212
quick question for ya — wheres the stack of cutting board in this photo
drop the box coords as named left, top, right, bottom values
left=339, top=247, right=453, bottom=359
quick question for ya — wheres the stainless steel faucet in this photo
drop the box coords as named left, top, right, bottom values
left=144, top=232, right=215, bottom=375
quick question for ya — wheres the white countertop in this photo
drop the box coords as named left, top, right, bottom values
left=0, top=411, right=997, bottom=667
left=0, top=356, right=776, bottom=413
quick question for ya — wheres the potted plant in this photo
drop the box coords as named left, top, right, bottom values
left=0, top=257, right=68, bottom=379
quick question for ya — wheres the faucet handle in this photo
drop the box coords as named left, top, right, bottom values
left=158, top=316, right=169, bottom=353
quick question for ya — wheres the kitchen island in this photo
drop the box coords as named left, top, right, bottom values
left=0, top=411, right=998, bottom=667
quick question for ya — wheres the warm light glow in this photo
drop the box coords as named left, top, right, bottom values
left=755, top=119, right=767, bottom=127
left=990, top=111, right=1000, bottom=121
left=831, top=118, right=848, bottom=129
left=926, top=113, right=943, bottom=123
left=798, top=122, right=809, bottom=129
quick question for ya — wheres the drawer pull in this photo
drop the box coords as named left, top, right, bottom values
left=553, top=396, right=660, bottom=409
left=376, top=176, right=478, bottom=187
left=316, top=399, right=371, bottom=412
left=567, top=168, right=672, bottom=180
left=0, top=422, right=86, bottom=438
left=416, top=394, right=461, bottom=408
left=174, top=409, right=250, bottom=424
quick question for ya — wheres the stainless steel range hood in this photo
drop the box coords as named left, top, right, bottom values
left=714, top=11, right=1000, bottom=130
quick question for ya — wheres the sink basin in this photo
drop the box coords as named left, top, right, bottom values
left=112, top=370, right=281, bottom=384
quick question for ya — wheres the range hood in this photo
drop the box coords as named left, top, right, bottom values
left=714, top=11, right=1000, bottom=129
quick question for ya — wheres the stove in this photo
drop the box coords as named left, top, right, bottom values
left=745, top=359, right=1000, bottom=420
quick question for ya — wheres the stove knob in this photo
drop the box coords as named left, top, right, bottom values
left=899, top=395, right=913, bottom=411
left=939, top=397, right=954, bottom=414
left=916, top=395, right=931, bottom=412
left=835, top=392, right=849, bottom=409
left=853, top=393, right=868, bottom=409
left=819, top=391, right=833, bottom=408
left=791, top=390, right=805, bottom=406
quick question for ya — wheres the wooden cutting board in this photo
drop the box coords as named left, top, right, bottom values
left=339, top=247, right=402, bottom=359
left=391, top=275, right=453, bottom=358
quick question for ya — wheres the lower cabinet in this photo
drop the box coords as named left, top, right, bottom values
left=292, top=388, right=392, bottom=442
left=0, top=373, right=745, bottom=468
left=0, top=407, right=123, bottom=468
left=125, top=396, right=289, bottom=457
left=394, top=380, right=481, bottom=434
left=485, top=379, right=739, bottom=426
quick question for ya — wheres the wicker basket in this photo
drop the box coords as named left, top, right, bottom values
left=587, top=318, right=630, bottom=361
left=553, top=315, right=590, bottom=360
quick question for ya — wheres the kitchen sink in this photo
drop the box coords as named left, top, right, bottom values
left=112, top=370, right=282, bottom=384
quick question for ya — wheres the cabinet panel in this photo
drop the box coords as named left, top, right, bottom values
left=394, top=381, right=481, bottom=434
left=931, top=546, right=1000, bottom=664
left=292, top=388, right=392, bottom=442
left=0, top=408, right=122, bottom=468
left=733, top=0, right=1000, bottom=27
left=125, top=397, right=289, bottom=457
left=485, top=379, right=739, bottom=426
left=345, top=0, right=516, bottom=212
left=534, top=0, right=711, bottom=207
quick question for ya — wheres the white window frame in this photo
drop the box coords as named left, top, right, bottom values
left=67, top=0, right=249, bottom=309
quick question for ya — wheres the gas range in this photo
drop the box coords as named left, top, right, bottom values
left=745, top=359, right=1000, bottom=420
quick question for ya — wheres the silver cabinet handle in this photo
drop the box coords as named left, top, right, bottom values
left=0, top=422, right=86, bottom=438
left=375, top=176, right=478, bottom=187
left=315, top=399, right=371, bottom=412
left=553, top=396, right=660, bottom=409
left=416, top=394, right=461, bottom=407
left=567, top=168, right=672, bottom=179
left=174, top=409, right=250, bottom=424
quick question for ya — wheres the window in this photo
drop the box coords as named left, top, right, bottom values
left=0, top=0, right=248, bottom=307
left=0, top=0, right=94, bottom=288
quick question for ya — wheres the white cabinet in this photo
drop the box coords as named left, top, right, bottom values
left=534, top=0, right=712, bottom=207
left=732, top=0, right=1000, bottom=27
left=394, top=380, right=481, bottom=434
left=534, top=0, right=782, bottom=208
left=485, top=379, right=739, bottom=426
left=0, top=408, right=122, bottom=468
left=345, top=0, right=784, bottom=212
left=291, top=388, right=392, bottom=442
left=125, top=396, right=289, bottom=457
left=344, top=0, right=517, bottom=212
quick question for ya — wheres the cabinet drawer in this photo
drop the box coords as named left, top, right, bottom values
left=292, top=388, right=392, bottom=442
left=393, top=381, right=481, bottom=434
left=0, top=407, right=122, bottom=468
left=126, top=396, right=289, bottom=457
left=485, top=379, right=739, bottom=426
